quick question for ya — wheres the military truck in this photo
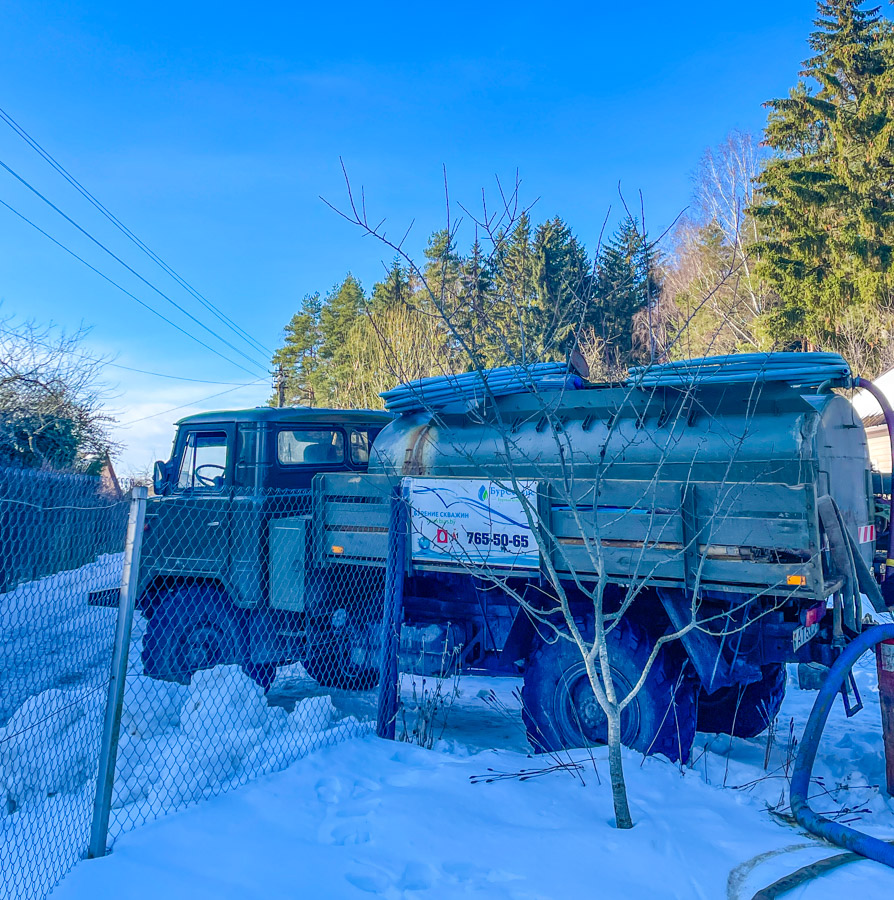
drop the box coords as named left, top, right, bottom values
left=141, top=354, right=890, bottom=763
left=140, top=407, right=393, bottom=691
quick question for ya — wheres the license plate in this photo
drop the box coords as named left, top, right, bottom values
left=793, top=623, right=820, bottom=652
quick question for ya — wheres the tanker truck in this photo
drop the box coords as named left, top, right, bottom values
left=139, top=352, right=891, bottom=763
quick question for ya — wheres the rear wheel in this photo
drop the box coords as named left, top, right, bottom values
left=696, top=664, right=786, bottom=738
left=142, top=585, right=274, bottom=690
left=304, top=612, right=381, bottom=691
left=522, top=618, right=696, bottom=763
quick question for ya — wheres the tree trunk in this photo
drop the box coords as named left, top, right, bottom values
left=606, top=709, right=633, bottom=829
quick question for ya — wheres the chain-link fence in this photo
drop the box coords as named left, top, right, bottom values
left=2, top=477, right=389, bottom=900
left=106, top=487, right=384, bottom=841
left=0, top=468, right=128, bottom=900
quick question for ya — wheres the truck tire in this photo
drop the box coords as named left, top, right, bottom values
left=696, top=664, right=786, bottom=738
left=304, top=617, right=381, bottom=691
left=141, top=585, right=274, bottom=691
left=522, top=618, right=696, bottom=763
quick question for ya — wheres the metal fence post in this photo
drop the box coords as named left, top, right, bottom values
left=377, top=484, right=407, bottom=740
left=88, top=485, right=148, bottom=858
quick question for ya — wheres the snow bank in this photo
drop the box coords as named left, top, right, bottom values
left=1, top=554, right=373, bottom=900
left=108, top=666, right=361, bottom=820
left=0, top=688, right=105, bottom=810
left=50, top=730, right=894, bottom=900
left=0, top=553, right=123, bottom=725
left=2, top=661, right=366, bottom=900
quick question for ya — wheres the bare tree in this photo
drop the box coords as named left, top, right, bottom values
left=327, top=171, right=836, bottom=832
left=0, top=314, right=116, bottom=471
left=660, top=131, right=773, bottom=359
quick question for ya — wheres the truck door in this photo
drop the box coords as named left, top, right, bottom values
left=155, top=427, right=233, bottom=581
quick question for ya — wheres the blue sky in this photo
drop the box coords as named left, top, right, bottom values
left=0, top=0, right=817, bottom=471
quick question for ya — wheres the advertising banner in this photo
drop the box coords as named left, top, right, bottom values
left=407, top=477, right=540, bottom=569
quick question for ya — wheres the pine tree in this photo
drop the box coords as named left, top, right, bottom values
left=270, top=293, right=322, bottom=406
left=753, top=1, right=894, bottom=366
left=317, top=274, right=367, bottom=405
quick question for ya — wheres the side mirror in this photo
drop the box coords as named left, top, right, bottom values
left=153, top=460, right=168, bottom=495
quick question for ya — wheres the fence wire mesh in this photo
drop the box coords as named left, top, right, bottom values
left=109, top=487, right=383, bottom=839
left=0, top=467, right=127, bottom=900
left=3, top=474, right=387, bottom=900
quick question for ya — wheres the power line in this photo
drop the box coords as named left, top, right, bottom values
left=0, top=156, right=270, bottom=374
left=108, top=363, right=257, bottom=385
left=118, top=377, right=268, bottom=427
left=0, top=196, right=262, bottom=377
left=0, top=105, right=272, bottom=359
left=0, top=323, right=263, bottom=385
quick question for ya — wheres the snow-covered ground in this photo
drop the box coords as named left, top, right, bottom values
left=0, top=558, right=370, bottom=900
left=49, top=659, right=894, bottom=899
left=8, top=554, right=894, bottom=898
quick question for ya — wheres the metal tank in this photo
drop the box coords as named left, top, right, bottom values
left=370, top=376, right=876, bottom=583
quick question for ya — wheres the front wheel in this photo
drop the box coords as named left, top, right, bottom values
left=142, top=585, right=273, bottom=690
left=521, top=618, right=696, bottom=763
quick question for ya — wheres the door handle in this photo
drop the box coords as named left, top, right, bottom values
left=207, top=521, right=221, bottom=528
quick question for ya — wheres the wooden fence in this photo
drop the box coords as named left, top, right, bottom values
left=0, top=466, right=128, bottom=594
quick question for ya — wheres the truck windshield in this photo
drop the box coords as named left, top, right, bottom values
left=277, top=429, right=344, bottom=465
left=177, top=431, right=228, bottom=491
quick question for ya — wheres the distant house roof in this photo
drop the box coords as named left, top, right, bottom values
left=99, top=454, right=122, bottom=498
left=863, top=413, right=887, bottom=428
left=853, top=367, right=894, bottom=418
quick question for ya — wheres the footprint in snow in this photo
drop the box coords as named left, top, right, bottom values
left=315, top=776, right=343, bottom=804
left=398, top=862, right=437, bottom=891
left=345, top=867, right=394, bottom=894
left=326, top=821, right=370, bottom=846
left=351, top=777, right=381, bottom=798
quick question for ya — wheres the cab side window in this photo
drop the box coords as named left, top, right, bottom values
left=277, top=429, right=345, bottom=465
left=349, top=428, right=384, bottom=466
left=177, top=431, right=229, bottom=491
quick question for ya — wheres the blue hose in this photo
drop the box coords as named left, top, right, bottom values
left=381, top=363, right=577, bottom=414
left=790, top=623, right=894, bottom=868
left=629, top=352, right=851, bottom=389
left=382, top=352, right=853, bottom=413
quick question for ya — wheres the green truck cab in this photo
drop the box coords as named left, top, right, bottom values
left=139, top=407, right=392, bottom=690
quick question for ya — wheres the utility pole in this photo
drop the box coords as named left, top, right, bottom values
left=274, top=362, right=286, bottom=408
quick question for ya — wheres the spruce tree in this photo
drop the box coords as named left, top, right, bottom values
left=532, top=217, right=592, bottom=358
left=589, top=217, right=657, bottom=369
left=753, top=1, right=894, bottom=363
left=371, top=258, right=411, bottom=311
